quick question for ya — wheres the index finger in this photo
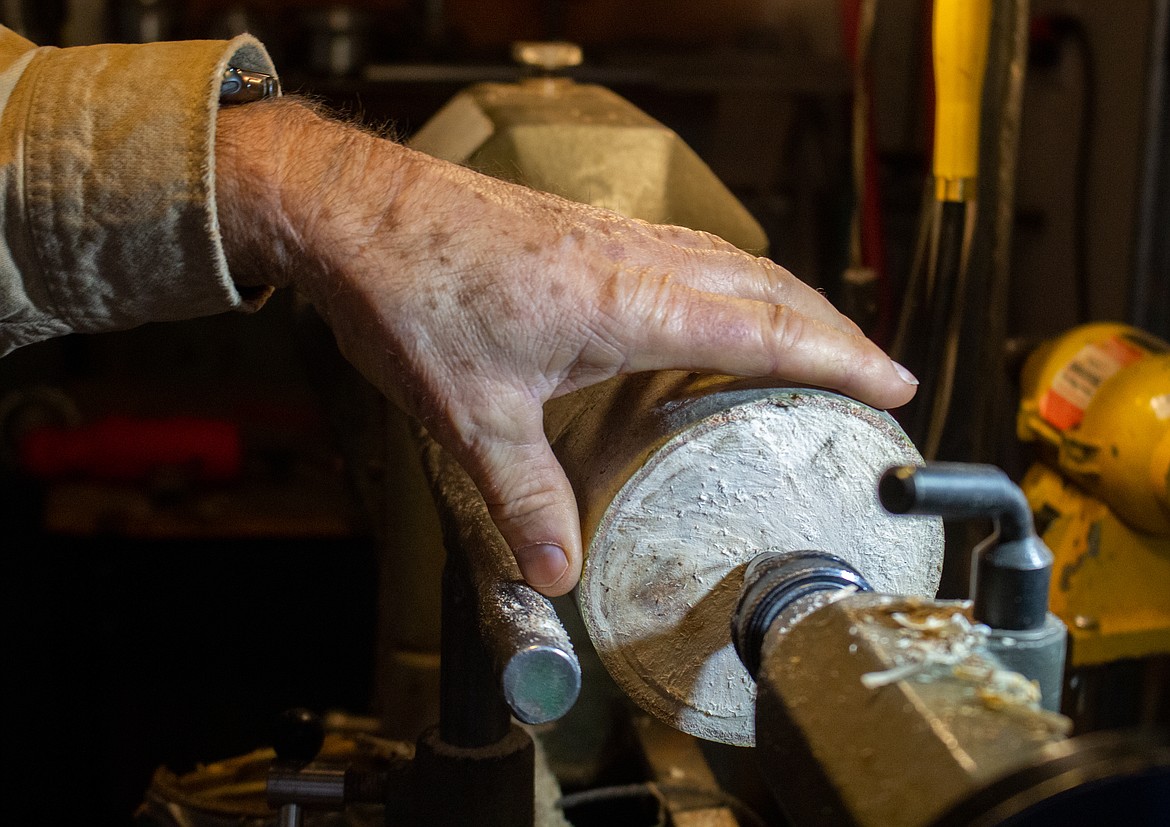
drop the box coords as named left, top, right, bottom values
left=632, top=251, right=866, bottom=338
left=610, top=283, right=916, bottom=410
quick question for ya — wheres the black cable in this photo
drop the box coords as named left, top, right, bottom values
left=1129, top=0, right=1169, bottom=337
left=1048, top=16, right=1097, bottom=324
left=907, top=199, right=970, bottom=453
left=1069, top=19, right=1096, bottom=324
left=889, top=181, right=936, bottom=364
left=971, top=0, right=1030, bottom=467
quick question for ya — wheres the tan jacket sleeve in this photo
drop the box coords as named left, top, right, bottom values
left=0, top=26, right=277, bottom=356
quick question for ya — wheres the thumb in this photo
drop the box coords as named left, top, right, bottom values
left=457, top=407, right=584, bottom=597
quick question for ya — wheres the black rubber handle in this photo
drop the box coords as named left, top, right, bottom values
left=880, top=463, right=1053, bottom=631
left=272, top=707, right=325, bottom=764
left=880, top=462, right=1036, bottom=542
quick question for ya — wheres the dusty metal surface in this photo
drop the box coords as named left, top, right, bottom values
left=547, top=375, right=943, bottom=746
left=755, top=593, right=1070, bottom=827
left=420, top=438, right=581, bottom=726
left=409, top=79, right=768, bottom=255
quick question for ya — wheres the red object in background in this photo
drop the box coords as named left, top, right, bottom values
left=840, top=0, right=894, bottom=346
left=19, top=416, right=242, bottom=483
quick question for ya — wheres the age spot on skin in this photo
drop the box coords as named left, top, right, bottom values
left=455, top=275, right=491, bottom=311
left=428, top=230, right=453, bottom=253
left=603, top=241, right=628, bottom=260
left=373, top=203, right=402, bottom=236
left=456, top=270, right=526, bottom=325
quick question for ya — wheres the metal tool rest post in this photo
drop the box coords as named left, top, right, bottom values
left=409, top=435, right=581, bottom=826
left=267, top=434, right=581, bottom=826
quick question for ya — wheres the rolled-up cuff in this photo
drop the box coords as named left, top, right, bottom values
left=7, top=35, right=276, bottom=350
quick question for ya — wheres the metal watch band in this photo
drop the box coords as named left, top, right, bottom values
left=220, top=67, right=280, bottom=105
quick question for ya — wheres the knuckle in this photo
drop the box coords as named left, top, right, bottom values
left=598, top=265, right=668, bottom=328
left=485, top=482, right=562, bottom=527
left=691, top=229, right=726, bottom=249
left=767, top=303, right=804, bottom=352
left=759, top=259, right=800, bottom=294
left=475, top=457, right=567, bottom=532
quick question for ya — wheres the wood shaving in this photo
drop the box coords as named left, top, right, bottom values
left=860, top=607, right=1063, bottom=727
left=860, top=609, right=989, bottom=689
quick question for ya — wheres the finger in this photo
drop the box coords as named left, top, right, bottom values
left=452, top=398, right=584, bottom=597
left=629, top=253, right=865, bottom=338
left=613, top=284, right=918, bottom=410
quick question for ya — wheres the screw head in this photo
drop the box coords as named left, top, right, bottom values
left=1073, top=614, right=1100, bottom=632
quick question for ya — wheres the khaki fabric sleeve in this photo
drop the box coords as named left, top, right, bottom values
left=0, top=27, right=277, bottom=356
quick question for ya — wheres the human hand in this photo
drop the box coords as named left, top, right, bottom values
left=216, top=100, right=917, bottom=597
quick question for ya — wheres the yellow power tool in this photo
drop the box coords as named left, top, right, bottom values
left=1018, top=323, right=1170, bottom=666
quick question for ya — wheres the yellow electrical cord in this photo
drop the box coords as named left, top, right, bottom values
left=933, top=0, right=993, bottom=202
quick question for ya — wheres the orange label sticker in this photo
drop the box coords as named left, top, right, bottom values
left=1039, top=336, right=1145, bottom=430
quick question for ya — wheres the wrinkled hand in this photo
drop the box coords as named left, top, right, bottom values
left=216, top=100, right=917, bottom=596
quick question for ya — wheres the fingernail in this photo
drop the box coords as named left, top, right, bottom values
left=515, top=543, right=569, bottom=588
left=892, top=361, right=919, bottom=386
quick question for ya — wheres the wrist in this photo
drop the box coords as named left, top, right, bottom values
left=215, top=98, right=411, bottom=300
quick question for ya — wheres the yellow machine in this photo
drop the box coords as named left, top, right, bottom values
left=1018, top=322, right=1170, bottom=666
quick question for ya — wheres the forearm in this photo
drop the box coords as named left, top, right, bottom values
left=215, top=99, right=434, bottom=307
